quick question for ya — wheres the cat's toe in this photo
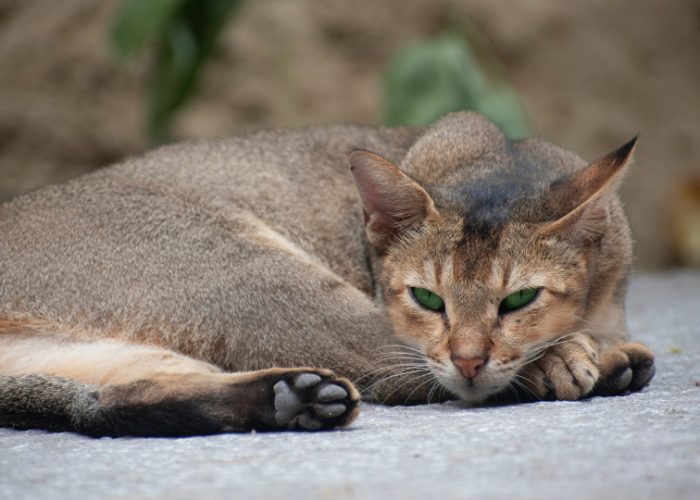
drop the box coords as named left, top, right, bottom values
left=540, top=352, right=586, bottom=400
left=518, top=334, right=599, bottom=401
left=317, top=384, right=348, bottom=401
left=272, top=370, right=359, bottom=431
left=624, top=343, right=655, bottom=391
left=294, top=373, right=322, bottom=389
left=608, top=366, right=634, bottom=391
left=594, top=342, right=655, bottom=396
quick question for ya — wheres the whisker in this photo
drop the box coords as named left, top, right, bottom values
left=507, top=381, right=522, bottom=403
left=512, top=371, right=539, bottom=387
left=354, top=363, right=426, bottom=385
left=361, top=368, right=432, bottom=396
left=371, top=353, right=426, bottom=363
left=374, top=344, right=425, bottom=355
left=402, top=373, right=438, bottom=404
left=379, top=371, right=434, bottom=405
left=511, top=376, right=539, bottom=401
left=426, top=379, right=445, bottom=404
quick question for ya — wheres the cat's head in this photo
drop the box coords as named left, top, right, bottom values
left=349, top=113, right=635, bottom=402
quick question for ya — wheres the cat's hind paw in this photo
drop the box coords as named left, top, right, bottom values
left=591, top=342, right=655, bottom=396
left=272, top=370, right=360, bottom=431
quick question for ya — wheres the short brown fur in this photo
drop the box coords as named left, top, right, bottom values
left=0, top=112, right=654, bottom=436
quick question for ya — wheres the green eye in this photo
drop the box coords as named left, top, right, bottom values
left=410, top=287, right=445, bottom=312
left=499, top=288, right=540, bottom=314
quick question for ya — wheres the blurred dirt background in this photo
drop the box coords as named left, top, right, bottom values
left=0, top=0, right=698, bottom=269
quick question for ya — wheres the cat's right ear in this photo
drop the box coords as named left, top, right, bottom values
left=537, top=137, right=637, bottom=242
left=349, top=150, right=439, bottom=249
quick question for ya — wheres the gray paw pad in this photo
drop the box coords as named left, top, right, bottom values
left=294, top=373, right=322, bottom=389
left=273, top=380, right=302, bottom=425
left=631, top=363, right=655, bottom=391
left=271, top=372, right=355, bottom=431
left=298, top=413, right=323, bottom=430
left=611, top=367, right=634, bottom=391
left=314, top=403, right=347, bottom=418
left=317, top=384, right=348, bottom=402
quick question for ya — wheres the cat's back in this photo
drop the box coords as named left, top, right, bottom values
left=0, top=124, right=421, bottom=324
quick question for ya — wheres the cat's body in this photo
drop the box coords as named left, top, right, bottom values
left=0, top=113, right=654, bottom=436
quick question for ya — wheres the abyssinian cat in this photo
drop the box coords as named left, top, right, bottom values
left=0, top=112, right=655, bottom=437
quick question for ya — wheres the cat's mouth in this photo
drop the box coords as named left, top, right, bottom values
left=430, top=359, right=519, bottom=403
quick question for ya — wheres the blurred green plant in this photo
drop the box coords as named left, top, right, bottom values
left=111, top=0, right=244, bottom=143
left=110, top=1, right=528, bottom=143
left=383, top=32, right=530, bottom=139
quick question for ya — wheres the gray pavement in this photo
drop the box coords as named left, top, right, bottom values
left=1, top=272, right=699, bottom=500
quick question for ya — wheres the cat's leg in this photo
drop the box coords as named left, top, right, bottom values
left=0, top=322, right=359, bottom=436
left=516, top=337, right=654, bottom=401
left=190, top=228, right=440, bottom=406
left=516, top=308, right=655, bottom=401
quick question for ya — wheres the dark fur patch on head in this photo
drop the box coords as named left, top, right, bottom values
left=454, top=178, right=537, bottom=243
left=458, top=219, right=502, bottom=252
left=424, top=138, right=557, bottom=245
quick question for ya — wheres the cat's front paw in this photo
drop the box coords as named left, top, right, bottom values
left=517, top=337, right=655, bottom=401
left=518, top=333, right=600, bottom=401
left=592, top=342, right=655, bottom=396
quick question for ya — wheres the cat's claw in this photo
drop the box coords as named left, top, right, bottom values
left=272, top=370, right=359, bottom=430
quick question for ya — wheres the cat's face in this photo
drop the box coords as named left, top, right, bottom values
left=379, top=216, right=589, bottom=402
left=348, top=121, right=635, bottom=403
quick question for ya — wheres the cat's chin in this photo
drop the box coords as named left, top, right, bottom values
left=438, top=378, right=504, bottom=404
left=430, top=364, right=516, bottom=403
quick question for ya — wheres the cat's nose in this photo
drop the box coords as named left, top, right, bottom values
left=451, top=354, right=487, bottom=379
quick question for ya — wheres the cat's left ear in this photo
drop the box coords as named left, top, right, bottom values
left=538, top=137, right=637, bottom=241
left=349, top=150, right=439, bottom=249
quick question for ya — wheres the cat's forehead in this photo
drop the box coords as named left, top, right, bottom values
left=406, top=217, right=563, bottom=286
left=417, top=220, right=583, bottom=287
left=406, top=218, right=506, bottom=280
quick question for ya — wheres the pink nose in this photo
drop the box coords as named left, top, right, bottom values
left=451, top=355, right=487, bottom=379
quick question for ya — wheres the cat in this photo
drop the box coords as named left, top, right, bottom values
left=0, top=112, right=655, bottom=437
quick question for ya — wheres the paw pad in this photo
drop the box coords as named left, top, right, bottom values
left=272, top=372, right=357, bottom=430
left=595, top=342, right=655, bottom=396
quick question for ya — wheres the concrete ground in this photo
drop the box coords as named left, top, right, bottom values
left=1, top=272, right=698, bottom=500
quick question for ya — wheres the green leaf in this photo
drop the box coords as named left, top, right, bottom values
left=147, top=16, right=199, bottom=143
left=108, top=0, right=246, bottom=143
left=146, top=0, right=245, bottom=143
left=383, top=32, right=530, bottom=139
left=111, top=0, right=187, bottom=59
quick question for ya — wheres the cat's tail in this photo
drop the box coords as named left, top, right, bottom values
left=0, top=374, right=234, bottom=437
left=0, top=374, right=107, bottom=436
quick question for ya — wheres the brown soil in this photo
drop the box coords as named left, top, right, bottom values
left=0, top=0, right=698, bottom=269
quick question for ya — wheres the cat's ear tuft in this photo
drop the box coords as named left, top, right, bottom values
left=349, top=150, right=438, bottom=249
left=538, top=136, right=637, bottom=242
